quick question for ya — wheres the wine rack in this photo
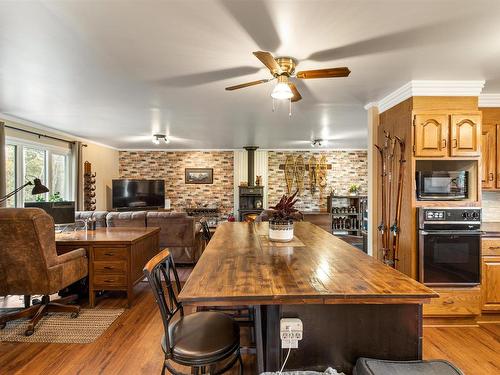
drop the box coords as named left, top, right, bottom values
left=83, top=161, right=96, bottom=211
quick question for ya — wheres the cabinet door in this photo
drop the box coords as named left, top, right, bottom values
left=497, top=125, right=500, bottom=189
left=414, top=114, right=449, bottom=157
left=482, top=256, right=500, bottom=312
left=481, top=124, right=496, bottom=189
left=450, top=114, right=481, bottom=156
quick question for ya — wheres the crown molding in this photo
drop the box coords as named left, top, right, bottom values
left=0, top=112, right=118, bottom=150
left=368, top=80, right=485, bottom=113
left=479, top=94, right=500, bottom=107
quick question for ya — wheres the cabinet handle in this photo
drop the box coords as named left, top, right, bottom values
left=104, top=266, right=113, bottom=270
left=441, top=139, right=447, bottom=148
left=443, top=300, right=454, bottom=305
left=489, top=246, right=500, bottom=250
left=104, top=253, right=114, bottom=256
left=452, top=139, right=458, bottom=148
left=490, top=173, right=495, bottom=182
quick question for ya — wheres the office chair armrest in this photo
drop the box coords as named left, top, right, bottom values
left=56, top=248, right=87, bottom=265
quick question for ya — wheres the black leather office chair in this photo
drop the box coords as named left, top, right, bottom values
left=144, top=249, right=243, bottom=375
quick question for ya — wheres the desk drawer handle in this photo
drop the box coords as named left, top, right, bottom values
left=488, top=246, right=500, bottom=250
left=104, top=279, right=114, bottom=283
left=104, top=266, right=113, bottom=270
left=443, top=300, right=454, bottom=305
left=104, top=253, right=115, bottom=256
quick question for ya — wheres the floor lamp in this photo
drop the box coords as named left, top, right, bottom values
left=0, top=178, right=49, bottom=205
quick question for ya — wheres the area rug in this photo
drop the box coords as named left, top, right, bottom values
left=0, top=308, right=124, bottom=344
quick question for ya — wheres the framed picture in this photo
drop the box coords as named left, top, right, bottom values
left=185, top=168, right=213, bottom=184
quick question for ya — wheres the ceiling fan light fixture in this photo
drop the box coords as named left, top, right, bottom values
left=271, top=76, right=293, bottom=100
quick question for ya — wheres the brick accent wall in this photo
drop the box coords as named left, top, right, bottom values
left=268, top=151, right=368, bottom=211
left=119, top=151, right=234, bottom=214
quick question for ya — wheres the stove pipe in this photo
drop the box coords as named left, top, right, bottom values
left=244, top=146, right=258, bottom=187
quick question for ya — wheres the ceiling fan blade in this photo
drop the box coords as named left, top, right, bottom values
left=253, top=51, right=283, bottom=75
left=225, top=79, right=271, bottom=91
left=288, top=83, right=302, bottom=102
left=296, top=67, right=350, bottom=79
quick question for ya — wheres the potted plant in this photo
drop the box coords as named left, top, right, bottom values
left=348, top=184, right=360, bottom=196
left=268, top=191, right=299, bottom=242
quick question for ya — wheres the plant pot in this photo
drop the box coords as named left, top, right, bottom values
left=269, top=218, right=294, bottom=242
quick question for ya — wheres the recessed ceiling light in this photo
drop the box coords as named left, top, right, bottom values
left=152, top=134, right=169, bottom=145
left=311, top=139, right=327, bottom=147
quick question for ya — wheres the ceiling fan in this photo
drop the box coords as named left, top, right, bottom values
left=225, top=51, right=350, bottom=102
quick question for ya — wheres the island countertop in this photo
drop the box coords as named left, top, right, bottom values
left=178, top=222, right=438, bottom=306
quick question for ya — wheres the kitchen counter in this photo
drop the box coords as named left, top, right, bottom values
left=482, top=222, right=500, bottom=237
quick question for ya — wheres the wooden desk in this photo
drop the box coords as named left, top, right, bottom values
left=56, top=227, right=160, bottom=307
left=179, top=222, right=438, bottom=373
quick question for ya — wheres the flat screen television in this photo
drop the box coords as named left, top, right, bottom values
left=112, top=179, right=165, bottom=209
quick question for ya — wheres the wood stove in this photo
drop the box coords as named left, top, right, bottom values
left=238, top=146, right=264, bottom=221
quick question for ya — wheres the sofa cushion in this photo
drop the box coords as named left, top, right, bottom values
left=75, top=211, right=108, bottom=227
left=106, top=211, right=147, bottom=227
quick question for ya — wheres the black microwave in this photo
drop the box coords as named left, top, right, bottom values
left=416, top=171, right=468, bottom=201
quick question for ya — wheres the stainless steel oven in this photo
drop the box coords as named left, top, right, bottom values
left=416, top=171, right=468, bottom=201
left=418, top=207, right=481, bottom=286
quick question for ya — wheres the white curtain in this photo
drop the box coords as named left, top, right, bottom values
left=0, top=122, right=6, bottom=207
left=72, top=141, right=84, bottom=210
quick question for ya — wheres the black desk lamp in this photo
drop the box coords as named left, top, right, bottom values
left=0, top=178, right=49, bottom=204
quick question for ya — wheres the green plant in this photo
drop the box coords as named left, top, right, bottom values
left=49, top=192, right=64, bottom=202
left=270, top=190, right=299, bottom=221
left=35, top=195, right=46, bottom=202
left=349, top=184, right=360, bottom=194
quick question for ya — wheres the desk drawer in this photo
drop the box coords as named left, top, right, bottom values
left=94, top=247, right=127, bottom=261
left=423, top=288, right=480, bottom=316
left=93, top=274, right=127, bottom=287
left=94, top=261, right=127, bottom=274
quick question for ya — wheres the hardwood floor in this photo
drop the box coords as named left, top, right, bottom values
left=0, top=268, right=498, bottom=375
left=423, top=325, right=500, bottom=375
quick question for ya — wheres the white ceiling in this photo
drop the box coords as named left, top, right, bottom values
left=1, top=0, right=500, bottom=149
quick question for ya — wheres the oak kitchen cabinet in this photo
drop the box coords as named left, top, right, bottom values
left=413, top=112, right=481, bottom=157
left=481, top=238, right=500, bottom=313
left=481, top=124, right=497, bottom=189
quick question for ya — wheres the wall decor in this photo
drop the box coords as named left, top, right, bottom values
left=269, top=151, right=367, bottom=212
left=284, top=155, right=295, bottom=194
left=185, top=168, right=213, bottom=184
left=318, top=155, right=328, bottom=194
left=294, top=155, right=305, bottom=195
left=308, top=155, right=319, bottom=193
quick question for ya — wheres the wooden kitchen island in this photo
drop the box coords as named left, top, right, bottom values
left=178, top=222, right=438, bottom=374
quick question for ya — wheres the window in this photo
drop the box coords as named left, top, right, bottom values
left=23, top=147, right=47, bottom=203
left=4, top=140, right=71, bottom=206
left=5, top=144, right=16, bottom=207
left=51, top=153, right=67, bottom=199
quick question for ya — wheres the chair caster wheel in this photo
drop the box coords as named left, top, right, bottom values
left=25, top=329, right=34, bottom=336
left=71, top=312, right=79, bottom=318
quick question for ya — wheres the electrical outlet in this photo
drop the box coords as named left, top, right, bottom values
left=280, top=318, right=303, bottom=349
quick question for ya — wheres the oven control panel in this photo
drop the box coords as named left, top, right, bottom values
left=420, top=207, right=481, bottom=225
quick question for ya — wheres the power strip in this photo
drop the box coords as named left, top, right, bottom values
left=280, top=318, right=303, bottom=349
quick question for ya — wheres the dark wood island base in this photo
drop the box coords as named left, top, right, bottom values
left=260, top=304, right=422, bottom=374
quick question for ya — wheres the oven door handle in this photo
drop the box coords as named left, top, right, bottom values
left=420, top=230, right=482, bottom=236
